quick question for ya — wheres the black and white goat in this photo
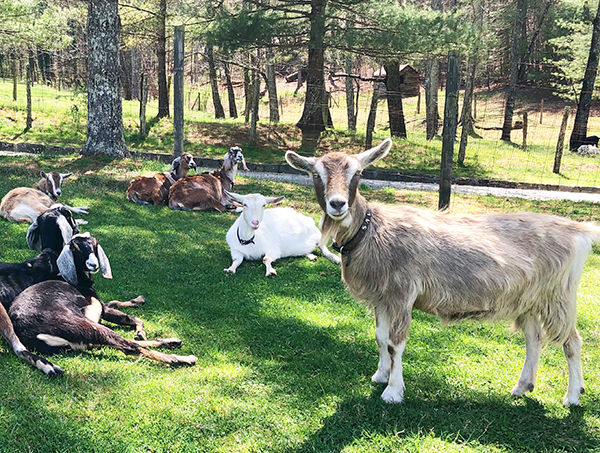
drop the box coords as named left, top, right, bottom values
left=0, top=171, right=88, bottom=223
left=287, top=138, right=600, bottom=406
left=9, top=233, right=197, bottom=367
left=0, top=249, right=64, bottom=375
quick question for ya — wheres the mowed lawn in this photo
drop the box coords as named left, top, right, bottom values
left=1, top=152, right=600, bottom=453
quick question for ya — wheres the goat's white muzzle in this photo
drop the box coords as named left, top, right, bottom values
left=327, top=197, right=349, bottom=220
left=86, top=254, right=100, bottom=273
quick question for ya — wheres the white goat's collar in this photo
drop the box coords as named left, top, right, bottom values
left=237, top=227, right=255, bottom=246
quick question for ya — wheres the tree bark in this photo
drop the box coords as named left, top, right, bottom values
left=425, top=58, right=439, bottom=139
left=266, top=46, right=280, bottom=123
left=570, top=0, right=600, bottom=150
left=439, top=51, right=460, bottom=211
left=296, top=0, right=327, bottom=153
left=83, top=0, right=128, bottom=158
left=120, top=48, right=133, bottom=101
left=223, top=62, right=238, bottom=118
left=207, top=44, right=225, bottom=119
left=156, top=0, right=169, bottom=119
left=345, top=55, right=356, bottom=131
left=365, top=81, right=381, bottom=149
left=26, top=59, right=32, bottom=131
left=384, top=61, right=407, bottom=138
left=501, top=0, right=526, bottom=141
left=249, top=52, right=261, bottom=146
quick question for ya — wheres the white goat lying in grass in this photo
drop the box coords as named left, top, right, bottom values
left=224, top=192, right=340, bottom=276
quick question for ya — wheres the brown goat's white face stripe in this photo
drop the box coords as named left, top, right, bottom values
left=312, top=156, right=362, bottom=221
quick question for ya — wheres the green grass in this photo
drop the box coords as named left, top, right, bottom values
left=0, top=153, right=600, bottom=452
left=2, top=81, right=600, bottom=189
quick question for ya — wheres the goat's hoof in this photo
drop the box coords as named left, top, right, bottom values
left=131, top=296, right=146, bottom=306
left=510, top=382, right=534, bottom=397
left=381, top=385, right=404, bottom=404
left=371, top=370, right=389, bottom=385
left=307, top=253, right=318, bottom=261
left=159, top=338, right=182, bottom=349
left=266, top=270, right=277, bottom=276
left=134, top=331, right=147, bottom=341
left=224, top=268, right=235, bottom=274
left=172, top=354, right=197, bottom=366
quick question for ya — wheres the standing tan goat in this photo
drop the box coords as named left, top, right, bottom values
left=126, top=153, right=197, bottom=205
left=0, top=171, right=88, bottom=223
left=168, top=146, right=249, bottom=212
left=286, top=138, right=600, bottom=406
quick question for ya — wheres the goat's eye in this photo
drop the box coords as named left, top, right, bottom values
left=312, top=173, right=320, bottom=179
left=355, top=170, right=363, bottom=177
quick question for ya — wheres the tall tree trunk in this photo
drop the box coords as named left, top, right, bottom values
left=266, top=46, right=279, bottom=123
left=345, top=54, right=356, bottom=131
left=156, top=0, right=169, bottom=119
left=425, top=58, right=439, bottom=139
left=570, top=0, right=600, bottom=150
left=223, top=62, right=238, bottom=118
left=120, top=48, right=133, bottom=101
left=458, top=56, right=480, bottom=165
left=26, top=59, right=32, bottom=131
left=249, top=52, right=261, bottom=146
left=517, top=0, right=553, bottom=81
left=83, top=0, right=127, bottom=158
left=207, top=44, right=225, bottom=119
left=365, top=81, right=381, bottom=149
left=244, top=60, right=251, bottom=123
left=296, top=0, right=327, bottom=153
left=12, top=59, right=17, bottom=101
left=501, top=0, right=526, bottom=141
left=384, top=61, right=407, bottom=138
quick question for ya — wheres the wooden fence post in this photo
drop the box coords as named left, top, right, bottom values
left=540, top=98, right=544, bottom=124
left=439, top=50, right=460, bottom=211
left=522, top=112, right=528, bottom=152
left=139, top=73, right=148, bottom=138
left=173, top=25, right=184, bottom=157
left=553, top=106, right=571, bottom=174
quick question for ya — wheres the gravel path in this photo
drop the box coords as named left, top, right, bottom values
left=244, top=170, right=600, bottom=204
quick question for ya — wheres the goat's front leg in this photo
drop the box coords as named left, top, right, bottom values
left=101, top=305, right=147, bottom=341
left=105, top=295, right=146, bottom=309
left=378, top=308, right=412, bottom=404
left=224, top=252, right=244, bottom=274
left=263, top=256, right=277, bottom=276
left=372, top=308, right=392, bottom=384
left=0, top=304, right=63, bottom=376
left=511, top=312, right=542, bottom=397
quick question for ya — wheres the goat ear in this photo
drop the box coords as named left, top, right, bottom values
left=224, top=191, right=244, bottom=204
left=355, top=138, right=393, bottom=169
left=26, top=219, right=42, bottom=251
left=265, top=196, right=284, bottom=205
left=57, top=245, right=78, bottom=286
left=169, top=157, right=181, bottom=172
left=60, top=172, right=72, bottom=180
left=96, top=244, right=113, bottom=280
left=40, top=171, right=47, bottom=178
left=56, top=215, right=76, bottom=245
left=285, top=151, right=315, bottom=173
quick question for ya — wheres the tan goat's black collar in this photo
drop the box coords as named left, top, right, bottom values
left=332, top=209, right=372, bottom=266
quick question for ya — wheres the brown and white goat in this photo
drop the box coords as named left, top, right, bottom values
left=0, top=171, right=88, bottom=223
left=286, top=138, right=600, bottom=406
left=168, top=146, right=249, bottom=212
left=126, top=153, right=197, bottom=205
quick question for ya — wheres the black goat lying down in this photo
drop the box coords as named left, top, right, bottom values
left=0, top=250, right=64, bottom=375
left=9, top=233, right=198, bottom=367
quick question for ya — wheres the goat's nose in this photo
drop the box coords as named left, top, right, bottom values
left=251, top=220, right=260, bottom=228
left=56, top=189, right=61, bottom=196
left=329, top=199, right=347, bottom=211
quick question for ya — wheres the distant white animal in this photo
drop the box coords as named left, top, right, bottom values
left=224, top=192, right=340, bottom=276
left=577, top=144, right=599, bottom=156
